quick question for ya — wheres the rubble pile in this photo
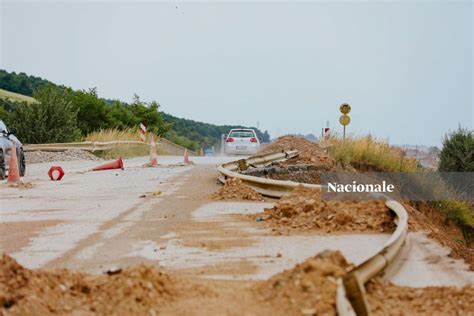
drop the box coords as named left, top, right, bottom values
left=255, top=186, right=394, bottom=234
left=254, top=250, right=351, bottom=316
left=0, top=254, right=176, bottom=315
left=25, top=149, right=101, bottom=164
left=211, top=178, right=264, bottom=201
left=259, top=135, right=334, bottom=167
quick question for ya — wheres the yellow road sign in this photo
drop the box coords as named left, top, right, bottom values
left=340, top=103, right=351, bottom=114
left=339, top=114, right=351, bottom=126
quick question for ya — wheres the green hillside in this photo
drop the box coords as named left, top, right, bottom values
left=0, top=69, right=270, bottom=148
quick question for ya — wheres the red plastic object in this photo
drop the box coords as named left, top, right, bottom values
left=92, top=158, right=124, bottom=171
left=48, top=166, right=65, bottom=181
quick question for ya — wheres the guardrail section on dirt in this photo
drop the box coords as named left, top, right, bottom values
left=218, top=151, right=409, bottom=315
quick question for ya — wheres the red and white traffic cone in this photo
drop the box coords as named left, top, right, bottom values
left=7, top=143, right=20, bottom=184
left=183, top=149, right=191, bottom=164
left=149, top=135, right=158, bottom=167
left=92, top=158, right=124, bottom=171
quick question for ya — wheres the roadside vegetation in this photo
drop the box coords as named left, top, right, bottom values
left=326, top=135, right=418, bottom=172
left=85, top=128, right=153, bottom=159
left=325, top=133, right=473, bottom=243
left=438, top=127, right=474, bottom=172
left=0, top=69, right=270, bottom=150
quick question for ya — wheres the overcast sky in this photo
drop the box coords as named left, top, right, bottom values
left=1, top=0, right=472, bottom=146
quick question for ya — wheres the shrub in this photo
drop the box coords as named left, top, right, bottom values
left=438, top=127, right=474, bottom=172
left=10, top=84, right=81, bottom=143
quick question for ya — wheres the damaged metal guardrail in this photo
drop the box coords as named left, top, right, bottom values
left=217, top=150, right=321, bottom=197
left=218, top=151, right=409, bottom=316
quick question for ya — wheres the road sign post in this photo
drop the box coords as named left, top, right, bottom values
left=339, top=103, right=351, bottom=141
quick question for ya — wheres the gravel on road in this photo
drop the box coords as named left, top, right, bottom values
left=25, top=150, right=101, bottom=164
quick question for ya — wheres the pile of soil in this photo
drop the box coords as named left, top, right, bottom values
left=367, top=278, right=474, bottom=315
left=211, top=178, right=264, bottom=201
left=25, top=149, right=101, bottom=164
left=254, top=186, right=394, bottom=234
left=254, top=250, right=351, bottom=316
left=260, top=135, right=334, bottom=167
left=0, top=254, right=176, bottom=315
left=254, top=250, right=474, bottom=316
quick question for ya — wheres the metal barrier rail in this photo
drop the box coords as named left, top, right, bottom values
left=218, top=151, right=409, bottom=315
left=217, top=150, right=321, bottom=197
left=24, top=141, right=148, bottom=152
left=24, top=139, right=199, bottom=156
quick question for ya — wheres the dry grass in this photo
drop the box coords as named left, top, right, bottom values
left=84, top=128, right=163, bottom=159
left=324, top=135, right=473, bottom=233
left=0, top=89, right=36, bottom=104
left=325, top=135, right=418, bottom=172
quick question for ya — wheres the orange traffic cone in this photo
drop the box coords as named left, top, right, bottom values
left=7, top=143, right=20, bottom=183
left=92, top=158, right=124, bottom=171
left=149, top=135, right=158, bottom=167
left=184, top=149, right=191, bottom=164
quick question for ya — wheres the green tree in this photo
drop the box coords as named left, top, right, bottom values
left=11, top=84, right=81, bottom=143
left=107, top=100, right=136, bottom=129
left=129, top=94, right=171, bottom=135
left=69, top=88, right=111, bottom=135
left=438, top=127, right=474, bottom=172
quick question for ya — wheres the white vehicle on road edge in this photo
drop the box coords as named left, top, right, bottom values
left=224, top=128, right=260, bottom=155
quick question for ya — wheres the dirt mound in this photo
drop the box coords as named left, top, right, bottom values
left=255, top=186, right=394, bottom=234
left=0, top=254, right=176, bottom=315
left=211, top=178, right=264, bottom=201
left=254, top=250, right=351, bottom=315
left=367, top=278, right=474, bottom=315
left=260, top=135, right=334, bottom=167
left=254, top=249, right=474, bottom=316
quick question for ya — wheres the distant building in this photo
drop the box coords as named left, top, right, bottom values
left=397, top=145, right=440, bottom=170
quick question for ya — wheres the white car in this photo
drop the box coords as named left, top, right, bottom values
left=224, top=129, right=260, bottom=155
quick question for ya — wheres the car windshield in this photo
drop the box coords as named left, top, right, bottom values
left=229, top=131, right=254, bottom=138
left=0, top=120, right=7, bottom=133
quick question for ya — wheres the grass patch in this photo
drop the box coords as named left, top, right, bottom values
left=0, top=89, right=36, bottom=104
left=85, top=128, right=156, bottom=159
left=325, top=135, right=418, bottom=172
